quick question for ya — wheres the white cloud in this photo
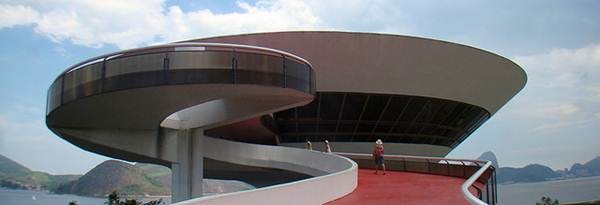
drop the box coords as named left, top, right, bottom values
left=514, top=43, right=600, bottom=88
left=538, top=103, right=580, bottom=118
left=159, top=0, right=321, bottom=44
left=510, top=43, right=600, bottom=134
left=530, top=118, right=594, bottom=133
left=0, top=0, right=324, bottom=49
left=0, top=4, right=39, bottom=28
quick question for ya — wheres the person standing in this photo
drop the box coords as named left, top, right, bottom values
left=324, top=140, right=332, bottom=153
left=373, top=139, right=386, bottom=175
left=306, top=140, right=313, bottom=150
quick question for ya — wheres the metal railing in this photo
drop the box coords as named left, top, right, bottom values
left=47, top=42, right=316, bottom=115
left=61, top=42, right=312, bottom=75
left=335, top=152, right=497, bottom=205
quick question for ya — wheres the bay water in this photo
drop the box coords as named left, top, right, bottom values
left=498, top=175, right=600, bottom=204
left=0, top=188, right=170, bottom=205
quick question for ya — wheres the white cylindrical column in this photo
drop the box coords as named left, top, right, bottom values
left=171, top=128, right=204, bottom=203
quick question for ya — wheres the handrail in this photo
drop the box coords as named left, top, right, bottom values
left=334, top=152, right=487, bottom=164
left=174, top=139, right=358, bottom=205
left=335, top=152, right=494, bottom=205
left=60, top=42, right=313, bottom=75
left=461, top=161, right=492, bottom=205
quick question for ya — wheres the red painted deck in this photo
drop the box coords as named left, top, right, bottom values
left=326, top=169, right=475, bottom=205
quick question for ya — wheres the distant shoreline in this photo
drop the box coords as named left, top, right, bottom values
left=0, top=188, right=172, bottom=205
left=499, top=175, right=600, bottom=186
left=498, top=175, right=600, bottom=205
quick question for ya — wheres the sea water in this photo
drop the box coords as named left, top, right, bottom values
left=498, top=175, right=600, bottom=204
left=0, top=188, right=171, bottom=205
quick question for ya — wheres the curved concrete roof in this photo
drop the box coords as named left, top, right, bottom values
left=189, top=31, right=527, bottom=114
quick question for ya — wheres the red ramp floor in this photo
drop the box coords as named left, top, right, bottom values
left=326, top=169, right=474, bottom=205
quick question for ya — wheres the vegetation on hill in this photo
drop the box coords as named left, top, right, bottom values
left=536, top=196, right=559, bottom=205
left=0, top=154, right=30, bottom=177
left=56, top=160, right=169, bottom=197
left=0, top=154, right=80, bottom=191
left=133, top=163, right=254, bottom=194
left=1, top=154, right=254, bottom=197
left=134, top=163, right=171, bottom=178
left=105, top=191, right=165, bottom=205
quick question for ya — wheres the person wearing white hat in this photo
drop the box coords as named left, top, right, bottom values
left=324, top=140, right=332, bottom=153
left=306, top=139, right=313, bottom=150
left=372, top=139, right=386, bottom=175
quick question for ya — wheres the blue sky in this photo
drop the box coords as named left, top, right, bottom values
left=0, top=0, right=599, bottom=174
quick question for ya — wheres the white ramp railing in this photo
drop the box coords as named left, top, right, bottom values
left=462, top=161, right=493, bottom=205
left=174, top=137, right=358, bottom=205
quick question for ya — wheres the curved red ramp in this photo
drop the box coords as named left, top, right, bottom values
left=327, top=169, right=474, bottom=205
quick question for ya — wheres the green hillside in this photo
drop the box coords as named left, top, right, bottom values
left=62, top=160, right=169, bottom=197
left=0, top=154, right=31, bottom=179
left=1, top=154, right=253, bottom=197
left=0, top=154, right=80, bottom=190
left=134, top=163, right=171, bottom=178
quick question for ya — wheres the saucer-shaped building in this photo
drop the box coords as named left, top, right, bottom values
left=46, top=31, right=525, bottom=204
left=195, top=31, right=526, bottom=156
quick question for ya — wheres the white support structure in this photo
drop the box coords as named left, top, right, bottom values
left=172, top=128, right=204, bottom=203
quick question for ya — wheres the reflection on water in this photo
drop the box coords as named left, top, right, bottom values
left=498, top=176, right=600, bottom=204
left=0, top=188, right=171, bottom=205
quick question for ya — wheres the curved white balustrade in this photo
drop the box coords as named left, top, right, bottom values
left=172, top=137, right=358, bottom=205
left=461, top=161, right=492, bottom=205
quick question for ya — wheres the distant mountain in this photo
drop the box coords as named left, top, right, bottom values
left=491, top=154, right=600, bottom=184
left=497, top=164, right=560, bottom=183
left=568, top=157, right=600, bottom=177
left=0, top=154, right=80, bottom=191
left=477, top=151, right=499, bottom=168
left=54, top=161, right=254, bottom=197
left=133, top=163, right=254, bottom=195
left=56, top=160, right=169, bottom=197
left=135, top=163, right=171, bottom=178
left=134, top=163, right=171, bottom=188
left=1, top=153, right=254, bottom=197
left=0, top=154, right=30, bottom=177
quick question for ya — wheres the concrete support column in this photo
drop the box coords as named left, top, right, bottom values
left=171, top=128, right=204, bottom=203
